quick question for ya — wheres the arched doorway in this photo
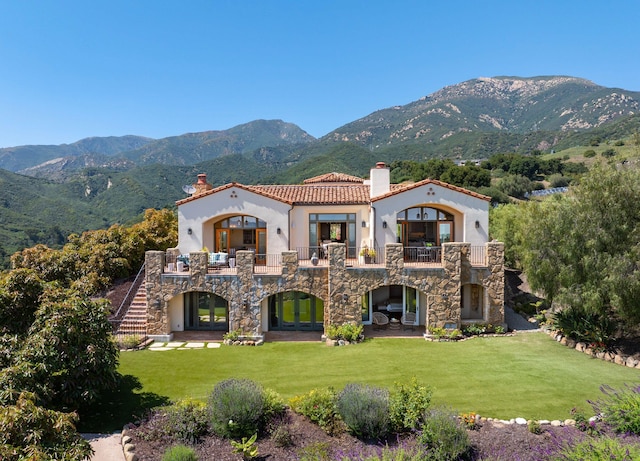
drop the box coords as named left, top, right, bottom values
left=214, top=215, right=267, bottom=264
left=184, top=292, right=229, bottom=331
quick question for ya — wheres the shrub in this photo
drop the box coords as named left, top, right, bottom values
left=262, top=387, right=286, bottom=423
left=289, top=388, right=342, bottom=435
left=223, top=329, right=241, bottom=341
left=389, top=377, right=432, bottom=432
left=601, top=148, right=616, bottom=158
left=583, top=149, right=597, bottom=158
left=162, top=444, right=198, bottom=461
left=590, top=384, right=640, bottom=435
left=297, top=441, right=333, bottom=461
left=208, top=378, right=265, bottom=439
left=163, top=399, right=210, bottom=443
left=417, top=407, right=471, bottom=461
left=551, top=306, right=616, bottom=347
left=270, top=423, right=294, bottom=448
left=326, top=323, right=363, bottom=342
left=550, top=436, right=640, bottom=461
left=548, top=173, right=570, bottom=188
left=337, top=383, right=390, bottom=440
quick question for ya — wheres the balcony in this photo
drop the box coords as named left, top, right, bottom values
left=162, top=244, right=488, bottom=275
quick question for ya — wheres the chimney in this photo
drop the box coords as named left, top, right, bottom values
left=369, top=162, right=390, bottom=198
left=193, top=173, right=213, bottom=195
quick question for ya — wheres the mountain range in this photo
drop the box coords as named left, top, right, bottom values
left=1, top=75, right=640, bottom=268
left=3, top=76, right=639, bottom=179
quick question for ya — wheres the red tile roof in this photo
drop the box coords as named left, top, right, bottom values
left=176, top=174, right=490, bottom=206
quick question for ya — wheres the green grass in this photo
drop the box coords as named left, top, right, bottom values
left=109, top=332, right=639, bottom=429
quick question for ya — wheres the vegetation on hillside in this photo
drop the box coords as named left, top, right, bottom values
left=0, top=208, right=176, bottom=458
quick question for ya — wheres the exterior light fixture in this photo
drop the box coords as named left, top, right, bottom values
left=187, top=228, right=193, bottom=235
left=475, top=220, right=480, bottom=229
left=277, top=227, right=281, bottom=235
left=382, top=221, right=387, bottom=228
left=361, top=221, right=366, bottom=228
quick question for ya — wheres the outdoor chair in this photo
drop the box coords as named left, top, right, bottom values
left=372, top=311, right=390, bottom=330
left=401, top=312, right=416, bottom=330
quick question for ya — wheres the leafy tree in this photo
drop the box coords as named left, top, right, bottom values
left=521, top=164, right=640, bottom=326
left=0, top=288, right=119, bottom=410
left=10, top=208, right=177, bottom=296
left=440, top=164, right=491, bottom=188
left=548, top=173, right=570, bottom=188
left=496, top=174, right=532, bottom=199
left=0, top=392, right=93, bottom=460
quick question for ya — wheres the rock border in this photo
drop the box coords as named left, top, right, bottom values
left=545, top=328, right=640, bottom=369
left=121, top=425, right=137, bottom=461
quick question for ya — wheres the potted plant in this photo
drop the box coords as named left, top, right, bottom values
left=359, top=246, right=376, bottom=263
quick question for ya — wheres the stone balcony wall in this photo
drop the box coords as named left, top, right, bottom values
left=145, top=241, right=504, bottom=339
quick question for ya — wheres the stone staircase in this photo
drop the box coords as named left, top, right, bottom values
left=115, top=279, right=147, bottom=337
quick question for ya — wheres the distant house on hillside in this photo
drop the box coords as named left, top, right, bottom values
left=145, top=162, right=504, bottom=342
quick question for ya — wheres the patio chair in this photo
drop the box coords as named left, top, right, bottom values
left=401, top=312, right=416, bottom=330
left=372, top=311, right=390, bottom=330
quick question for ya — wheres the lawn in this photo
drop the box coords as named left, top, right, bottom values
left=112, top=332, right=639, bottom=427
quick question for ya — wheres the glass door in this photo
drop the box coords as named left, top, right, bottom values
left=216, top=229, right=229, bottom=253
left=256, top=229, right=266, bottom=265
left=268, top=292, right=324, bottom=331
left=404, top=287, right=418, bottom=325
left=184, top=292, right=229, bottom=331
left=438, top=223, right=451, bottom=244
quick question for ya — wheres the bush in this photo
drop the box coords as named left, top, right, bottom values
left=289, top=388, right=342, bottom=435
left=337, top=383, right=390, bottom=440
left=591, top=384, right=640, bottom=435
left=417, top=407, right=471, bottom=461
left=550, top=436, right=640, bottom=461
left=326, top=323, right=363, bottom=342
left=583, top=149, right=597, bottom=158
left=162, top=444, right=198, bottom=461
left=208, top=379, right=265, bottom=439
left=548, top=173, right=570, bottom=188
left=163, top=399, right=210, bottom=443
left=551, top=306, right=616, bottom=347
left=389, top=377, right=432, bottom=432
left=601, top=148, right=616, bottom=158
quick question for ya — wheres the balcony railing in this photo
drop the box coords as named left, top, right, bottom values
left=403, top=246, right=442, bottom=267
left=163, top=244, right=488, bottom=275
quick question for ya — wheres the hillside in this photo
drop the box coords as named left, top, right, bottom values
left=325, top=76, right=639, bottom=151
left=0, top=135, right=152, bottom=173
left=2, top=75, right=640, bottom=269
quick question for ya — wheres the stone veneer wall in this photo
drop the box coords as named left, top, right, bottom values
left=145, top=242, right=504, bottom=339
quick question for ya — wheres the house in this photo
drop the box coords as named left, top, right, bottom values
left=145, top=162, right=504, bottom=342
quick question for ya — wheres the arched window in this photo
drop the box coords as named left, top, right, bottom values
left=396, top=207, right=454, bottom=247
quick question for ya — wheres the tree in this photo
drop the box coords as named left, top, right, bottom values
left=0, top=288, right=120, bottom=410
left=521, top=164, right=640, bottom=327
left=0, top=392, right=92, bottom=460
left=496, top=174, right=532, bottom=199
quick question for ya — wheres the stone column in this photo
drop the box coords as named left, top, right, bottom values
left=233, top=250, right=261, bottom=336
left=145, top=251, right=167, bottom=336
left=385, top=243, right=404, bottom=276
left=427, top=243, right=464, bottom=329
left=485, top=242, right=505, bottom=326
left=326, top=243, right=354, bottom=328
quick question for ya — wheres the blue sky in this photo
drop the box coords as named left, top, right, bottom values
left=1, top=0, right=638, bottom=148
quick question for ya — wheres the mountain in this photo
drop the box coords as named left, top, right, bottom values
left=2, top=75, right=640, bottom=268
left=13, top=120, right=315, bottom=179
left=324, top=76, right=640, bottom=151
left=0, top=135, right=153, bottom=172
